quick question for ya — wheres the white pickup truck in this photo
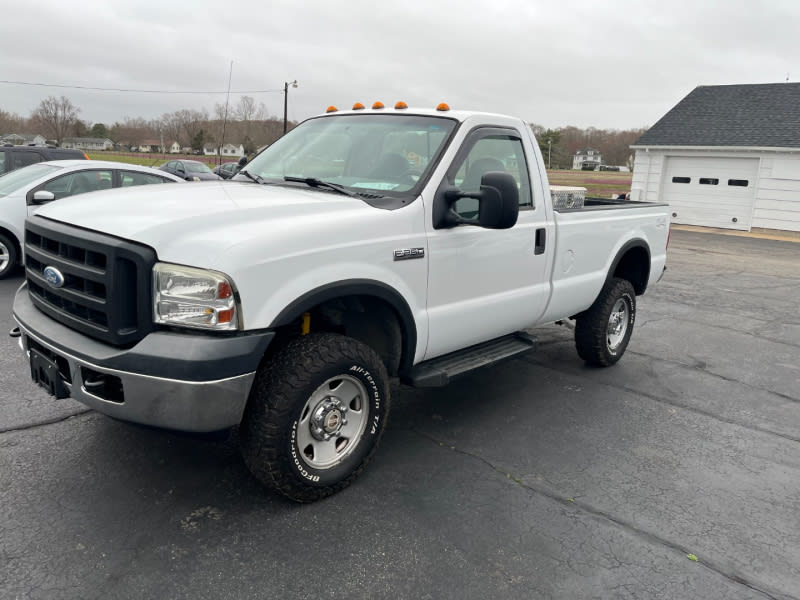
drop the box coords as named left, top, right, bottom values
left=12, top=104, right=669, bottom=502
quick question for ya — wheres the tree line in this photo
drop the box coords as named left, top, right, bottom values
left=2, top=95, right=647, bottom=166
left=0, top=95, right=296, bottom=154
left=531, top=124, right=648, bottom=170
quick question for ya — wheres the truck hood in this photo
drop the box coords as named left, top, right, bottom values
left=35, top=181, right=382, bottom=267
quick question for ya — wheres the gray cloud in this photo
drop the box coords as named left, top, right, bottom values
left=2, top=0, right=798, bottom=129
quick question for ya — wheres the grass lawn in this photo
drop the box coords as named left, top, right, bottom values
left=547, top=169, right=633, bottom=198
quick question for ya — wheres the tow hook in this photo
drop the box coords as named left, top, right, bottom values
left=9, top=326, right=21, bottom=338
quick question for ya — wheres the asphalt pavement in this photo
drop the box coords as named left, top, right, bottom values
left=1, top=229, right=798, bottom=599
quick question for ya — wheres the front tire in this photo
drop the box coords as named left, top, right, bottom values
left=240, top=333, right=390, bottom=502
left=575, top=277, right=636, bottom=366
left=0, top=233, right=19, bottom=280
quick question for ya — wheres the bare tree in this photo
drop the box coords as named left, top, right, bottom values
left=0, top=108, right=27, bottom=135
left=160, top=111, right=185, bottom=147
left=235, top=96, right=258, bottom=122
left=31, top=96, right=80, bottom=145
left=174, top=108, right=209, bottom=149
left=109, top=117, right=157, bottom=149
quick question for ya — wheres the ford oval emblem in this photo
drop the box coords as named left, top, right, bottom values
left=43, top=266, right=65, bottom=288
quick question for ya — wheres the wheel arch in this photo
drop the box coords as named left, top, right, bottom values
left=270, top=279, right=418, bottom=376
left=607, top=239, right=651, bottom=295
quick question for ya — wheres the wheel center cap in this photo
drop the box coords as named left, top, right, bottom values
left=324, top=409, right=342, bottom=432
left=309, top=397, right=348, bottom=440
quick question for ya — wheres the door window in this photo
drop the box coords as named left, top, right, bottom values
left=13, top=151, right=44, bottom=170
left=39, top=170, right=114, bottom=199
left=0, top=150, right=5, bottom=173
left=449, top=134, right=532, bottom=219
left=120, top=171, right=171, bottom=186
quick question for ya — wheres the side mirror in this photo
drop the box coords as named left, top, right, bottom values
left=433, top=171, right=519, bottom=229
left=475, top=172, right=519, bottom=229
left=30, top=190, right=56, bottom=205
left=238, top=156, right=248, bottom=167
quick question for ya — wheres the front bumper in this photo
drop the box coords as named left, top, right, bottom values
left=13, top=284, right=274, bottom=432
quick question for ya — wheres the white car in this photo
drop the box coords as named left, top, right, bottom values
left=0, top=160, right=184, bottom=278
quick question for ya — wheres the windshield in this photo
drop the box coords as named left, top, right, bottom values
left=186, top=162, right=212, bottom=173
left=240, top=113, right=457, bottom=195
left=0, top=163, right=62, bottom=196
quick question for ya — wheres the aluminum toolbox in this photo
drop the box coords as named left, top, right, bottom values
left=550, top=185, right=586, bottom=210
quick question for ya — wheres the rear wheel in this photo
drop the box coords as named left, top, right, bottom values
left=575, top=277, right=636, bottom=366
left=240, top=333, right=390, bottom=502
left=0, top=234, right=19, bottom=279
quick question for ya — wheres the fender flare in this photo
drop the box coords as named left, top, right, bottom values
left=606, top=238, right=651, bottom=295
left=270, top=279, right=418, bottom=374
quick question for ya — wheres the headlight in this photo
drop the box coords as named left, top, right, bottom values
left=153, top=263, right=240, bottom=330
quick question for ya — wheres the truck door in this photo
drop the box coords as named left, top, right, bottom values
left=424, top=127, right=551, bottom=359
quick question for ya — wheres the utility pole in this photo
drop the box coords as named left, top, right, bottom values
left=548, top=139, right=552, bottom=169
left=283, top=80, right=298, bottom=135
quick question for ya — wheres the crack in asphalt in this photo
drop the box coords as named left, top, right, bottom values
left=520, top=356, right=800, bottom=446
left=638, top=313, right=800, bottom=351
left=626, top=349, right=800, bottom=404
left=412, top=429, right=796, bottom=600
left=0, top=409, right=94, bottom=435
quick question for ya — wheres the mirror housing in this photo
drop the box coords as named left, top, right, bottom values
left=433, top=171, right=519, bottom=229
left=238, top=156, right=248, bottom=167
left=30, top=190, right=56, bottom=205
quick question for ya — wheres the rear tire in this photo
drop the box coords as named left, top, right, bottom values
left=575, top=278, right=636, bottom=366
left=0, top=233, right=19, bottom=280
left=240, top=333, right=390, bottom=502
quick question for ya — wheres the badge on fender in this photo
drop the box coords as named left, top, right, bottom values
left=393, top=248, right=425, bottom=261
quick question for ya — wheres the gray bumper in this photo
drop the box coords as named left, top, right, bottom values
left=14, top=284, right=273, bottom=432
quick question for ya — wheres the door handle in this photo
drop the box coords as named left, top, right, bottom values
left=534, top=228, right=546, bottom=255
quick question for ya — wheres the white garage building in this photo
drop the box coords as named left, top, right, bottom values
left=630, top=82, right=800, bottom=232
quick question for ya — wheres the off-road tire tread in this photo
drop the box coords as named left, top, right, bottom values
left=240, top=333, right=389, bottom=503
left=575, top=277, right=635, bottom=367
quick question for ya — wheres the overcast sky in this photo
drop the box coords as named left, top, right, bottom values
left=1, top=0, right=798, bottom=131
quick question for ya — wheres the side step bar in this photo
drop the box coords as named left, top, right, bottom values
left=407, top=332, right=536, bottom=387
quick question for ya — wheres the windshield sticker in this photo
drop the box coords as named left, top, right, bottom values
left=351, top=182, right=401, bottom=190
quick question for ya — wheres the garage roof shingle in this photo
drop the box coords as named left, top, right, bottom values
left=633, top=83, right=800, bottom=148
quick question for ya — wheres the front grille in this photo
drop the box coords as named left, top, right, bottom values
left=25, top=216, right=157, bottom=347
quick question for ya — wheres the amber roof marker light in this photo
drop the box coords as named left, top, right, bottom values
left=352, top=102, right=365, bottom=110
left=436, top=103, right=450, bottom=111
left=394, top=101, right=408, bottom=109
left=326, top=106, right=338, bottom=113
left=372, top=101, right=385, bottom=109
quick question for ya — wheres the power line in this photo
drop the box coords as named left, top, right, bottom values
left=0, top=79, right=284, bottom=95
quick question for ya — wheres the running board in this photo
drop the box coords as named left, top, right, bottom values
left=407, top=332, right=537, bottom=387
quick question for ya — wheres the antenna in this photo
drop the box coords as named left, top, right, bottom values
left=220, top=60, right=233, bottom=167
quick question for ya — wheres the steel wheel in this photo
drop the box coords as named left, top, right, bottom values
left=0, top=233, right=18, bottom=279
left=295, top=374, right=369, bottom=470
left=606, top=297, right=630, bottom=352
left=575, top=277, right=636, bottom=367
left=0, top=240, right=9, bottom=273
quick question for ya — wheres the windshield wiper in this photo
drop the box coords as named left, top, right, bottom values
left=284, top=176, right=362, bottom=199
left=239, top=169, right=265, bottom=184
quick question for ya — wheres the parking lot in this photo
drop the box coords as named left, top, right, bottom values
left=1, top=228, right=798, bottom=600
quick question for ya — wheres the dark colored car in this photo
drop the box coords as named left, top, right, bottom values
left=159, top=159, right=221, bottom=181
left=0, top=145, right=89, bottom=175
left=212, top=161, right=242, bottom=179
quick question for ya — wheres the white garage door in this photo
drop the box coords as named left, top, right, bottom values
left=661, top=156, right=759, bottom=230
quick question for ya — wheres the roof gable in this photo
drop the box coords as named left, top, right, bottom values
left=634, top=83, right=800, bottom=148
